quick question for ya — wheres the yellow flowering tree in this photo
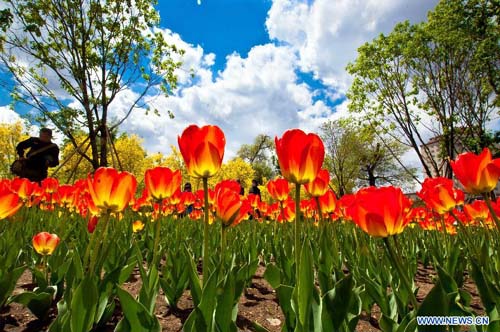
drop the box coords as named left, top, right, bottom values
left=0, top=121, right=29, bottom=178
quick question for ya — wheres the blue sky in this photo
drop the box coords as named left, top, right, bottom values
left=158, top=0, right=272, bottom=73
left=0, top=0, right=440, bottom=160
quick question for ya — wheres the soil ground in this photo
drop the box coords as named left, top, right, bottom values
left=0, top=264, right=484, bottom=332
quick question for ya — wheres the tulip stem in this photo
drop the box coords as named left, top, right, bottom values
left=295, top=183, right=301, bottom=283
left=89, top=212, right=111, bottom=276
left=221, top=224, right=226, bottom=273
left=483, top=194, right=500, bottom=232
left=383, top=237, right=418, bottom=310
left=314, top=196, right=323, bottom=225
left=202, top=177, right=210, bottom=287
left=152, top=200, right=163, bottom=267
left=43, top=254, right=49, bottom=285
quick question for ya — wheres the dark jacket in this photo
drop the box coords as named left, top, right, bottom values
left=248, top=185, right=261, bottom=198
left=16, top=137, right=59, bottom=181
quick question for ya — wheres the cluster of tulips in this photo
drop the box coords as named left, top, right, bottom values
left=0, top=124, right=499, bottom=331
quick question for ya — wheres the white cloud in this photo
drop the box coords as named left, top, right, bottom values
left=0, top=105, right=22, bottom=123
left=266, top=0, right=439, bottom=91
left=116, top=41, right=330, bottom=160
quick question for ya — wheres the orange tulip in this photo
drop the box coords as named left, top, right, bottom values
left=41, top=178, right=59, bottom=194
left=178, top=125, right=225, bottom=178
left=10, top=177, right=37, bottom=201
left=347, top=186, right=412, bottom=237
left=57, top=184, right=77, bottom=207
left=450, top=148, right=500, bottom=194
left=318, top=189, right=338, bottom=214
left=275, top=129, right=325, bottom=184
left=304, top=169, right=330, bottom=197
left=87, top=167, right=137, bottom=213
left=266, top=178, right=290, bottom=202
left=132, top=220, right=145, bottom=233
left=464, top=200, right=492, bottom=227
left=0, top=186, right=22, bottom=220
left=144, top=167, right=182, bottom=201
left=32, top=232, right=60, bottom=255
left=277, top=198, right=295, bottom=223
left=215, top=186, right=251, bottom=227
left=417, top=177, right=464, bottom=214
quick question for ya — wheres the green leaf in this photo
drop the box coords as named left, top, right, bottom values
left=10, top=290, right=53, bottom=319
left=296, top=241, right=314, bottom=329
left=185, top=245, right=202, bottom=307
left=470, top=260, right=500, bottom=315
left=0, top=265, right=25, bottom=307
left=215, top=273, right=236, bottom=332
left=251, top=320, right=271, bottom=332
left=277, top=285, right=296, bottom=332
left=263, top=263, right=281, bottom=289
left=70, top=276, right=98, bottom=332
left=115, top=287, right=161, bottom=332
left=322, top=274, right=355, bottom=331
left=417, top=282, right=448, bottom=332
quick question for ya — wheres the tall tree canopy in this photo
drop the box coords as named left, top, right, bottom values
left=320, top=119, right=415, bottom=196
left=0, top=0, right=182, bottom=170
left=237, top=134, right=277, bottom=183
left=347, top=0, right=499, bottom=178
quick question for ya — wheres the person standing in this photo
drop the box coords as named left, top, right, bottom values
left=248, top=179, right=261, bottom=199
left=16, top=128, right=59, bottom=183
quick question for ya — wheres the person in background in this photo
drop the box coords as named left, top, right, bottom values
left=16, top=128, right=59, bottom=183
left=248, top=179, right=261, bottom=199
left=183, top=182, right=194, bottom=215
left=248, top=179, right=261, bottom=218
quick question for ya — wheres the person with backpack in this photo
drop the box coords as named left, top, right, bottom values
left=15, top=128, right=59, bottom=183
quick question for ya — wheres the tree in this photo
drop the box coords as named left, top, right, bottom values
left=356, top=127, right=417, bottom=191
left=208, top=157, right=255, bottom=191
left=0, top=121, right=29, bottom=177
left=237, top=134, right=277, bottom=183
left=0, top=0, right=182, bottom=170
left=320, top=119, right=416, bottom=195
left=347, top=22, right=441, bottom=178
left=409, top=0, right=497, bottom=176
left=320, top=120, right=361, bottom=196
left=57, top=131, right=150, bottom=183
left=347, top=0, right=499, bottom=179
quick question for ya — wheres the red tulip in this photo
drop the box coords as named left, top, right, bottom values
left=275, top=129, right=325, bottom=184
left=318, top=189, right=338, bottom=213
left=144, top=167, right=182, bottom=201
left=417, top=177, right=464, bottom=214
left=10, top=177, right=37, bottom=201
left=32, top=232, right=60, bottom=255
left=41, top=178, right=59, bottom=194
left=178, top=125, right=225, bottom=178
left=347, top=186, right=412, bottom=237
left=87, top=167, right=137, bottom=213
left=266, top=178, right=290, bottom=202
left=464, top=200, right=492, bottom=227
left=450, top=148, right=500, bottom=194
left=0, top=186, right=22, bottom=220
left=88, top=215, right=99, bottom=233
left=305, top=169, right=330, bottom=197
left=215, top=186, right=251, bottom=227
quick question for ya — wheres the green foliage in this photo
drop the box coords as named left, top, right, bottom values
left=0, top=0, right=182, bottom=169
left=320, top=119, right=416, bottom=195
left=347, top=0, right=499, bottom=178
left=237, top=134, right=277, bottom=183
